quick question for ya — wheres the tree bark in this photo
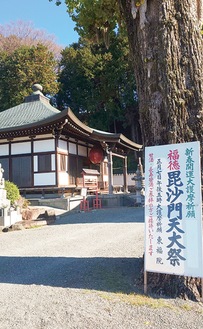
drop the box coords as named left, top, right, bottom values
left=119, top=0, right=203, bottom=300
left=137, top=256, right=203, bottom=301
left=119, top=0, right=203, bottom=151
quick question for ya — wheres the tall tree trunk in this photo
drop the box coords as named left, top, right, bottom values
left=119, top=0, right=203, bottom=150
left=119, top=0, right=203, bottom=299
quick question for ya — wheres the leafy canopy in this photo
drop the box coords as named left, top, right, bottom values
left=49, top=0, right=120, bottom=46
left=0, top=44, right=58, bottom=111
left=57, top=34, right=139, bottom=136
left=50, top=0, right=140, bottom=141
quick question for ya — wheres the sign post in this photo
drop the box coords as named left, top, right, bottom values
left=144, top=141, right=203, bottom=295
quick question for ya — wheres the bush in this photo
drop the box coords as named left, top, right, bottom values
left=4, top=180, right=20, bottom=206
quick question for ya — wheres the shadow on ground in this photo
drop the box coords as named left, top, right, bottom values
left=0, top=256, right=143, bottom=294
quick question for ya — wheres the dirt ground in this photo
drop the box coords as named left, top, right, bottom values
left=0, top=207, right=202, bottom=329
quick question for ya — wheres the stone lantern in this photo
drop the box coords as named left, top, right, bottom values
left=132, top=157, right=145, bottom=206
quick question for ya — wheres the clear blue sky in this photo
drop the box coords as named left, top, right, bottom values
left=0, top=0, right=79, bottom=47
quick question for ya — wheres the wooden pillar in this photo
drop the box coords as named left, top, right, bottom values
left=123, top=156, right=128, bottom=193
left=8, top=141, right=12, bottom=181
left=30, top=137, right=34, bottom=188
left=108, top=150, right=113, bottom=194
left=55, top=137, right=59, bottom=187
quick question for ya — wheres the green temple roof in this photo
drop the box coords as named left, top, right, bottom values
left=0, top=85, right=60, bottom=129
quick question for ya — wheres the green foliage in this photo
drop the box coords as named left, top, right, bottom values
left=57, top=34, right=140, bottom=140
left=0, top=44, right=58, bottom=111
left=50, top=0, right=141, bottom=143
left=50, top=0, right=121, bottom=46
left=5, top=180, right=20, bottom=206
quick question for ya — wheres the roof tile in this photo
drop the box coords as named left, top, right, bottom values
left=0, top=98, right=60, bottom=130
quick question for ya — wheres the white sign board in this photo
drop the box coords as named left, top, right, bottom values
left=145, top=141, right=203, bottom=277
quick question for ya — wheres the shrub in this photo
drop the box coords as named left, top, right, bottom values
left=4, top=180, right=20, bottom=206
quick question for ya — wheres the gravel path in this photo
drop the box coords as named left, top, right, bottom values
left=0, top=207, right=202, bottom=329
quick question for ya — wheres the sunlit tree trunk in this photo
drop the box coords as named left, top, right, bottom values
left=119, top=0, right=203, bottom=151
left=119, top=0, right=203, bottom=299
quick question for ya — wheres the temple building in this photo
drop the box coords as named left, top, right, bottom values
left=0, top=84, right=142, bottom=195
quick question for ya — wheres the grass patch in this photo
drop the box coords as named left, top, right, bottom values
left=98, top=291, right=174, bottom=309
left=26, top=225, right=43, bottom=229
left=117, top=293, right=175, bottom=308
left=97, top=291, right=203, bottom=313
left=179, top=304, right=193, bottom=311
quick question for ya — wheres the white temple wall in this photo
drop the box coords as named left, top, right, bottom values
left=78, top=145, right=87, bottom=156
left=58, top=139, right=68, bottom=153
left=69, top=142, right=77, bottom=154
left=33, top=155, right=38, bottom=172
left=34, top=139, right=55, bottom=152
left=0, top=136, right=101, bottom=189
left=0, top=144, right=9, bottom=156
left=58, top=172, right=69, bottom=186
left=34, top=173, right=56, bottom=186
left=11, top=141, right=31, bottom=154
left=51, top=154, right=56, bottom=171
